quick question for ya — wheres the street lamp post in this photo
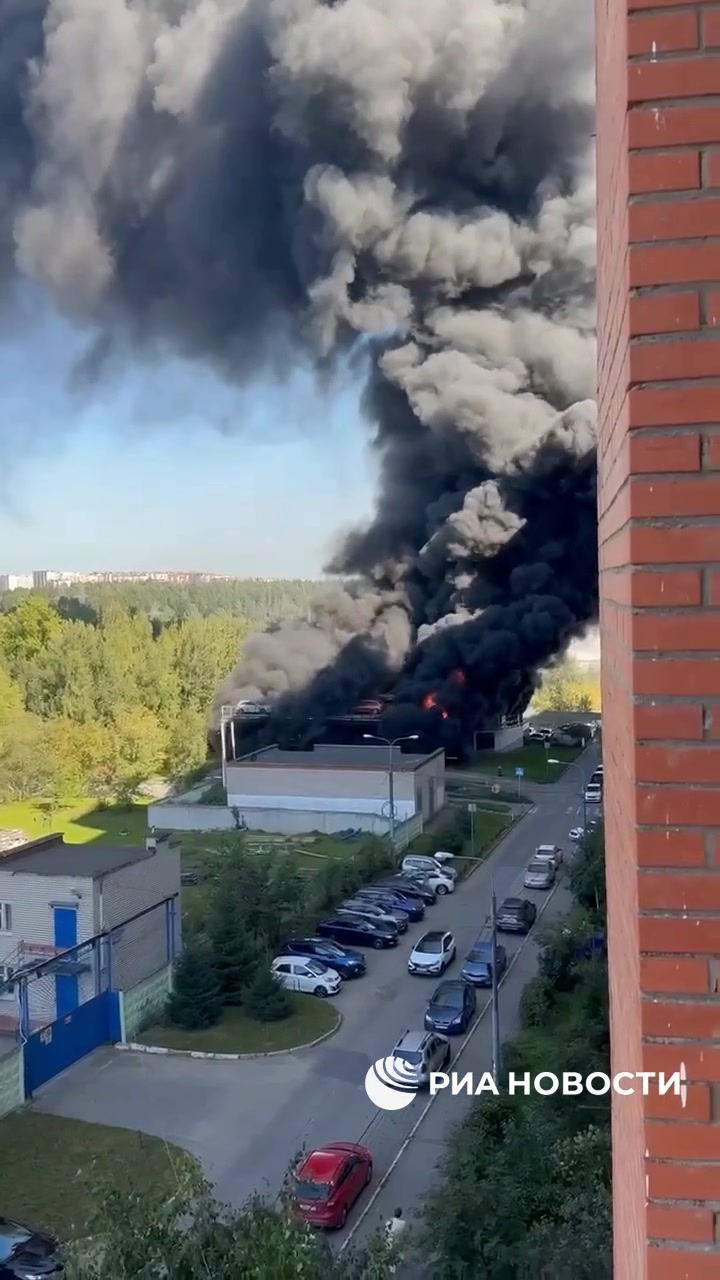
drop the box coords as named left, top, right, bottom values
left=490, top=874, right=501, bottom=1081
left=547, top=757, right=588, bottom=834
left=362, top=733, right=420, bottom=845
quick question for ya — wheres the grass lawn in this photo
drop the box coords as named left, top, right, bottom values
left=0, top=797, right=150, bottom=845
left=450, top=807, right=514, bottom=879
left=0, top=1111, right=191, bottom=1241
left=135, top=995, right=339, bottom=1054
left=467, top=744, right=583, bottom=783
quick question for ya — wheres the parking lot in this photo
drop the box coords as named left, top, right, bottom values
left=31, top=746, right=599, bottom=1223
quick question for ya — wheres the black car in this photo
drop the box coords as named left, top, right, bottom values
left=353, top=887, right=425, bottom=922
left=496, top=897, right=537, bottom=934
left=280, top=937, right=367, bottom=978
left=316, top=914, right=399, bottom=949
left=340, top=898, right=409, bottom=931
left=424, top=980, right=477, bottom=1035
left=0, top=1216, right=63, bottom=1278
left=374, top=876, right=437, bottom=906
left=335, top=909, right=400, bottom=938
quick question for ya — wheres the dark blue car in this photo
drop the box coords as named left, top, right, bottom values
left=353, top=887, right=425, bottom=922
left=316, top=914, right=399, bottom=949
left=424, top=980, right=476, bottom=1035
left=460, top=939, right=508, bottom=988
left=280, top=937, right=367, bottom=978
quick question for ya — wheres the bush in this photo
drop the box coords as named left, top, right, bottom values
left=243, top=966, right=293, bottom=1023
left=519, top=975, right=557, bottom=1029
left=312, top=839, right=394, bottom=913
left=166, top=938, right=222, bottom=1031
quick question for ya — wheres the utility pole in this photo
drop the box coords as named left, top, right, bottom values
left=490, top=875, right=501, bottom=1082
left=363, top=732, right=419, bottom=848
left=468, top=802, right=476, bottom=859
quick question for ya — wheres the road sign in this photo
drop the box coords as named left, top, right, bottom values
left=467, top=802, right=477, bottom=813
left=515, top=766, right=524, bottom=778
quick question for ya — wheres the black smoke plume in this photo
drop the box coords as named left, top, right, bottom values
left=0, top=0, right=597, bottom=749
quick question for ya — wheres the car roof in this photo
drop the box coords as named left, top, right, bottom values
left=395, top=1029, right=430, bottom=1052
left=501, top=897, right=523, bottom=907
left=431, top=979, right=466, bottom=996
left=469, top=939, right=493, bottom=954
left=300, top=1147, right=349, bottom=1179
left=418, top=930, right=447, bottom=943
left=536, top=844, right=559, bottom=852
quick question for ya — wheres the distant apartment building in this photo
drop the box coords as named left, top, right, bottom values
left=0, top=574, right=33, bottom=592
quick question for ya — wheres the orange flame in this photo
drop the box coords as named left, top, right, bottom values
left=422, top=692, right=437, bottom=710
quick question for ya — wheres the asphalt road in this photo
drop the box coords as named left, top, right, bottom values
left=33, top=746, right=599, bottom=1226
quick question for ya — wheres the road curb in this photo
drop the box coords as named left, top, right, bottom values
left=337, top=878, right=563, bottom=1256
left=115, top=1009, right=343, bottom=1061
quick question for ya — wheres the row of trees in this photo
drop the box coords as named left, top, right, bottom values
left=418, top=822, right=610, bottom=1277
left=0, top=585, right=312, bottom=804
left=169, top=837, right=395, bottom=1029
left=0, top=578, right=319, bottom=625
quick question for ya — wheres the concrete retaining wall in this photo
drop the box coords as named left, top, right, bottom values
left=120, top=965, right=172, bottom=1042
left=0, top=1046, right=24, bottom=1119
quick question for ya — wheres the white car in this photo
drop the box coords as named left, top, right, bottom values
left=402, top=854, right=457, bottom=884
left=534, top=843, right=563, bottom=868
left=408, top=930, right=456, bottom=976
left=569, top=827, right=584, bottom=842
left=271, top=956, right=342, bottom=998
left=235, top=699, right=270, bottom=715
left=584, top=784, right=602, bottom=804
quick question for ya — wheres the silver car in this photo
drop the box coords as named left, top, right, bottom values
left=524, top=858, right=556, bottom=890
left=392, top=1029, right=451, bottom=1087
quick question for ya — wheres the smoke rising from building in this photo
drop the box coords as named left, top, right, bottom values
left=0, top=0, right=597, bottom=745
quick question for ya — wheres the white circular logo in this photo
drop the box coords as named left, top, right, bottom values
left=364, top=1057, right=419, bottom=1111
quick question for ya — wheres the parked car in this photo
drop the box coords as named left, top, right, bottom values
left=534, top=844, right=563, bottom=868
left=374, top=876, right=437, bottom=905
left=336, top=908, right=400, bottom=937
left=424, top=979, right=476, bottom=1035
left=0, top=1216, right=63, bottom=1279
left=408, top=930, right=456, bottom=976
left=432, top=850, right=455, bottom=865
left=402, top=854, right=457, bottom=883
left=316, top=915, right=399, bottom=949
left=584, top=783, right=602, bottom=804
left=280, top=938, right=366, bottom=978
left=392, top=1029, right=450, bottom=1086
left=271, top=956, right=342, bottom=998
left=292, top=1142, right=372, bottom=1230
left=352, top=700, right=384, bottom=716
left=340, top=899, right=408, bottom=931
left=590, top=770, right=603, bottom=787
left=352, top=887, right=425, bottom=922
left=460, top=938, right=507, bottom=987
left=401, top=861, right=455, bottom=895
left=496, top=897, right=537, bottom=934
left=569, top=827, right=585, bottom=842
left=234, top=699, right=270, bottom=715
left=523, top=858, right=556, bottom=890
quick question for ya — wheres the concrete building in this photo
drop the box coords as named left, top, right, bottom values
left=0, top=833, right=180, bottom=1034
left=224, top=743, right=445, bottom=834
left=597, top=5, right=720, bottom=1274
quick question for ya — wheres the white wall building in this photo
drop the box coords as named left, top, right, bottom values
left=221, top=743, right=446, bottom=834
left=0, top=833, right=180, bottom=1035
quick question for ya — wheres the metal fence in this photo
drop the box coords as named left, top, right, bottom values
left=0, top=896, right=179, bottom=1043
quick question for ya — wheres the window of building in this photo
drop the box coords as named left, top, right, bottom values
left=0, top=965, right=15, bottom=999
left=0, top=903, right=12, bottom=933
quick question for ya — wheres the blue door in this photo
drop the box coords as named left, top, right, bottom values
left=53, top=907, right=79, bottom=1018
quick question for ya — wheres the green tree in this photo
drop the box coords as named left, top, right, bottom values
left=0, top=711, right=53, bottom=801
left=244, top=964, right=293, bottom=1023
left=0, top=594, right=62, bottom=667
left=209, top=896, right=261, bottom=1004
left=64, top=1161, right=396, bottom=1279
left=167, top=939, right=222, bottom=1031
left=165, top=706, right=210, bottom=781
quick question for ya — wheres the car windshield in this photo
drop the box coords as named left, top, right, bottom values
left=295, top=1178, right=330, bottom=1201
left=468, top=953, right=491, bottom=967
left=416, top=937, right=442, bottom=953
left=528, top=861, right=548, bottom=873
left=433, top=990, right=461, bottom=1007
left=501, top=903, right=521, bottom=915
left=394, top=1049, right=422, bottom=1064
left=305, top=960, right=327, bottom=976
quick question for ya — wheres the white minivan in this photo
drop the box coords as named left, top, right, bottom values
left=271, top=956, right=342, bottom=998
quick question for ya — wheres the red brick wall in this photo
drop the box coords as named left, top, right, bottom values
left=596, top=1, right=720, bottom=1275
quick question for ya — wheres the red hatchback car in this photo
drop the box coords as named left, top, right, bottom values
left=293, top=1142, right=373, bottom=1229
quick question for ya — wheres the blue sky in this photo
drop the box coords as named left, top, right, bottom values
left=0, top=309, right=375, bottom=577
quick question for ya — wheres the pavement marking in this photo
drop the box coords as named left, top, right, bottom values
left=338, top=876, right=563, bottom=1255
